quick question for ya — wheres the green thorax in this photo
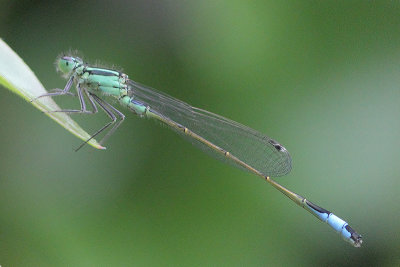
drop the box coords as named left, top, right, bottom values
left=77, top=66, right=129, bottom=98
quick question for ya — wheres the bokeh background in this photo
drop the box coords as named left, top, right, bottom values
left=1, top=1, right=399, bottom=266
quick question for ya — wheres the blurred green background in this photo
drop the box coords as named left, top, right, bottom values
left=1, top=1, right=399, bottom=266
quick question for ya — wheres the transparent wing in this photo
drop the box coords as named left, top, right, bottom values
left=128, top=80, right=292, bottom=177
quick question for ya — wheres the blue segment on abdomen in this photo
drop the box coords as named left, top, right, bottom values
left=304, top=199, right=358, bottom=244
left=305, top=200, right=330, bottom=221
left=326, top=214, right=347, bottom=232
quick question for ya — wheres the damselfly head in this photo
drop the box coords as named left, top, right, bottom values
left=56, top=55, right=83, bottom=77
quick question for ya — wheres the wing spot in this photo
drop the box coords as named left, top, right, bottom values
left=268, top=139, right=283, bottom=151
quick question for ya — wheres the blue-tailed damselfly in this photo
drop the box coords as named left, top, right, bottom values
left=33, top=54, right=362, bottom=247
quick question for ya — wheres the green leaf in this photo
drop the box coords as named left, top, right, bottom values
left=0, top=39, right=105, bottom=150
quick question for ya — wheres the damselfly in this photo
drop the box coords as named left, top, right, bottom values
left=33, top=54, right=362, bottom=247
